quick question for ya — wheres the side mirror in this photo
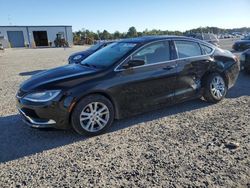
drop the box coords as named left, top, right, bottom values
left=122, top=59, right=145, bottom=69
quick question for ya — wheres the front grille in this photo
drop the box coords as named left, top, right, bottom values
left=22, top=108, right=39, bottom=119
left=17, top=89, right=26, bottom=98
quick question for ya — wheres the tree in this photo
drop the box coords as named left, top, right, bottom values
left=114, top=31, right=122, bottom=39
left=96, top=30, right=101, bottom=40
left=101, top=30, right=111, bottom=40
left=73, top=26, right=250, bottom=45
left=127, top=27, right=138, bottom=38
left=73, top=33, right=81, bottom=45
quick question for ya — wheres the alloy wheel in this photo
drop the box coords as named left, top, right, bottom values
left=210, top=76, right=226, bottom=100
left=79, top=102, right=110, bottom=132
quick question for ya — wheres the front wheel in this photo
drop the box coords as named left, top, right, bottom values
left=203, top=73, right=228, bottom=103
left=71, top=95, right=114, bottom=136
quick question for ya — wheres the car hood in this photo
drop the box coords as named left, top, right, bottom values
left=21, top=64, right=97, bottom=91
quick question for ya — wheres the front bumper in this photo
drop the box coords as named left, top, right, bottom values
left=18, top=108, right=56, bottom=128
left=16, top=96, right=72, bottom=129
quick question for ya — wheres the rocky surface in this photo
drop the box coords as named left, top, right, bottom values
left=0, top=45, right=249, bottom=187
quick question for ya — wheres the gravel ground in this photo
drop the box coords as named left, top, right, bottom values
left=219, top=38, right=239, bottom=51
left=0, top=42, right=249, bottom=187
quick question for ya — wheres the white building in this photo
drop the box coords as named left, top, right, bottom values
left=0, top=25, right=73, bottom=48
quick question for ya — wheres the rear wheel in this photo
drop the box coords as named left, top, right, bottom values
left=71, top=95, right=114, bottom=136
left=203, top=73, right=228, bottom=103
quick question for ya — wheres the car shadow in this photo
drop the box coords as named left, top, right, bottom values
left=0, top=99, right=210, bottom=163
left=19, top=70, right=46, bottom=76
left=0, top=115, right=83, bottom=163
left=110, top=99, right=210, bottom=133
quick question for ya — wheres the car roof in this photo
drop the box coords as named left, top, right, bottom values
left=117, top=35, right=215, bottom=48
left=119, top=35, right=204, bottom=44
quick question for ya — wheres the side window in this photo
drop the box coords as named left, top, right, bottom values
left=175, top=41, right=202, bottom=58
left=200, top=44, right=213, bottom=54
left=132, top=41, right=171, bottom=65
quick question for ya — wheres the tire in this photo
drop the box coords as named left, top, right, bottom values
left=203, top=73, right=228, bottom=103
left=71, top=94, right=114, bottom=136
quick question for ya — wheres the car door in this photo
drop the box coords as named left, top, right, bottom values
left=173, top=40, right=213, bottom=102
left=112, top=40, right=178, bottom=117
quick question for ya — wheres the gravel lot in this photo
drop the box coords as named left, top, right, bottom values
left=0, top=40, right=249, bottom=187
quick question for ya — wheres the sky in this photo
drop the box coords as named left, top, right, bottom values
left=1, top=0, right=250, bottom=32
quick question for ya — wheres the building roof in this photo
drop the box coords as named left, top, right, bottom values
left=0, top=25, right=72, bottom=28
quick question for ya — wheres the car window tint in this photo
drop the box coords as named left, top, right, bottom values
left=175, top=41, right=202, bottom=58
left=81, top=42, right=137, bottom=68
left=200, top=44, right=213, bottom=54
left=89, top=43, right=103, bottom=51
left=132, top=41, right=171, bottom=65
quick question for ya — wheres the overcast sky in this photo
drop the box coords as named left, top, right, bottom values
left=1, top=0, right=250, bottom=32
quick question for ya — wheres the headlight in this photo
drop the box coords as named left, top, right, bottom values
left=240, top=54, right=246, bottom=61
left=23, top=90, right=61, bottom=102
left=73, top=55, right=83, bottom=60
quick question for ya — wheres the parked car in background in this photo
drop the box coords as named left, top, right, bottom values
left=68, top=41, right=113, bottom=64
left=16, top=36, right=240, bottom=136
left=240, top=49, right=250, bottom=73
left=187, top=33, right=219, bottom=46
left=233, top=36, right=250, bottom=51
left=242, top=35, right=250, bottom=40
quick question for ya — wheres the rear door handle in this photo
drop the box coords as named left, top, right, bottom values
left=163, top=65, right=176, bottom=71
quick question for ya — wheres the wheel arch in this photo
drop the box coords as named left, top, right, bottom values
left=69, top=90, right=121, bottom=122
left=201, top=70, right=229, bottom=88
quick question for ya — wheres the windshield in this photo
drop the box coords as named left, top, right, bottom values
left=88, top=43, right=103, bottom=51
left=81, top=42, right=137, bottom=68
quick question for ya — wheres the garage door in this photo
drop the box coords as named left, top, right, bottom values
left=7, top=31, right=25, bottom=48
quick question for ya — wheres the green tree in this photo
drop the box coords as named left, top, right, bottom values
left=101, top=30, right=111, bottom=40
left=127, top=27, right=138, bottom=38
left=114, top=31, right=121, bottom=39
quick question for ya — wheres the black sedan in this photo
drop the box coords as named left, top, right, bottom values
left=68, top=41, right=113, bottom=64
left=17, top=36, right=240, bottom=136
left=240, top=49, right=250, bottom=73
left=232, top=36, right=250, bottom=51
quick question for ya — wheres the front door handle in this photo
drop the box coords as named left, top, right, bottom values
left=163, top=65, right=176, bottom=71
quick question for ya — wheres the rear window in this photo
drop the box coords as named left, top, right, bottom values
left=200, top=44, right=213, bottom=54
left=175, top=41, right=202, bottom=58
